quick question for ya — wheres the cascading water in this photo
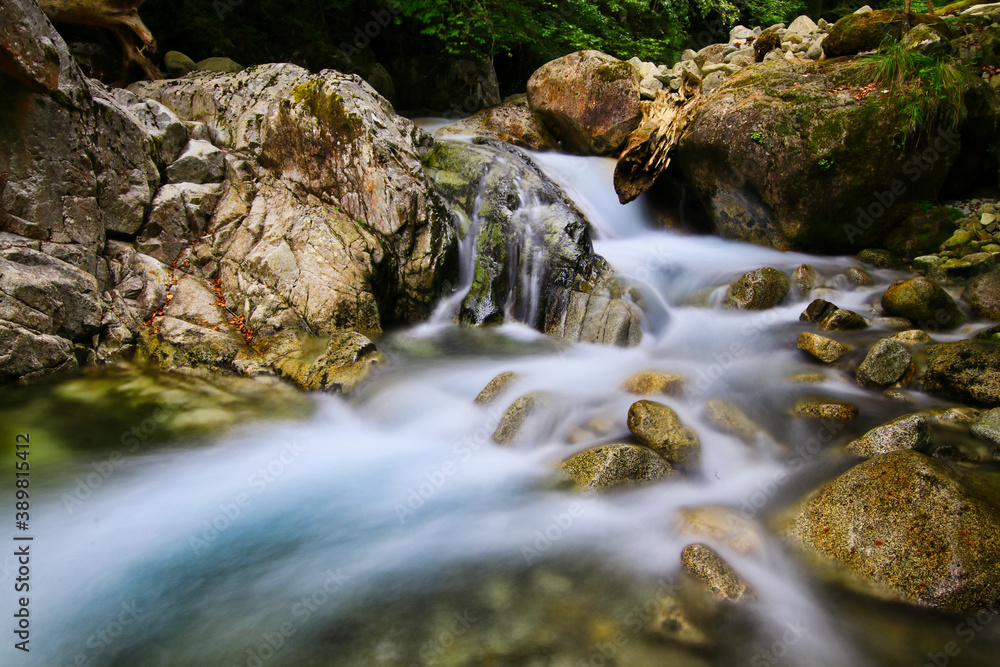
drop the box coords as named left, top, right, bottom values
left=5, top=145, right=1000, bottom=667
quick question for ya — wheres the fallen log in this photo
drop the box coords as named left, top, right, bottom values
left=613, top=72, right=704, bottom=205
left=38, top=0, right=160, bottom=80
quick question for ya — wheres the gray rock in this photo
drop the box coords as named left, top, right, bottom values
left=627, top=400, right=701, bottom=466
left=847, top=414, right=931, bottom=457
left=971, top=408, right=1000, bottom=445
left=701, top=71, right=727, bottom=95
left=137, top=183, right=222, bottom=264
left=166, top=139, right=225, bottom=184
left=857, top=338, right=912, bottom=387
left=787, top=15, right=819, bottom=35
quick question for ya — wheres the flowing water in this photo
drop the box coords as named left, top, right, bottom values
left=4, top=146, right=1000, bottom=667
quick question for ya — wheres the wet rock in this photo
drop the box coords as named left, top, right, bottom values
left=971, top=408, right=1000, bottom=445
left=818, top=309, right=869, bottom=331
left=881, top=277, right=965, bottom=330
left=793, top=264, right=819, bottom=293
left=723, top=267, right=790, bottom=310
left=792, top=398, right=859, bottom=421
left=797, top=331, right=849, bottom=363
left=423, top=140, right=641, bottom=345
left=846, top=414, right=931, bottom=457
left=621, top=371, right=686, bottom=397
left=963, top=268, right=1000, bottom=321
left=560, top=443, right=672, bottom=488
left=857, top=248, right=905, bottom=270
left=166, top=139, right=225, bottom=184
left=889, top=329, right=931, bottom=344
left=922, top=340, right=1000, bottom=406
left=493, top=393, right=549, bottom=445
left=873, top=317, right=914, bottom=331
left=650, top=594, right=712, bottom=648
left=703, top=399, right=770, bottom=446
left=674, top=506, right=764, bottom=555
left=257, top=331, right=383, bottom=394
left=924, top=406, right=981, bottom=427
left=785, top=450, right=1000, bottom=612
left=857, top=338, right=912, bottom=388
left=435, top=96, right=560, bottom=151
left=526, top=50, right=641, bottom=155
left=846, top=266, right=874, bottom=287
left=475, top=371, right=519, bottom=406
left=800, top=299, right=837, bottom=324
left=680, top=543, right=755, bottom=602
left=627, top=400, right=702, bottom=466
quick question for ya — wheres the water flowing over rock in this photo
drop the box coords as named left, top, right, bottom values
left=422, top=139, right=642, bottom=346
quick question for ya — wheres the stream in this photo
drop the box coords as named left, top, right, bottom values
left=3, top=146, right=1000, bottom=667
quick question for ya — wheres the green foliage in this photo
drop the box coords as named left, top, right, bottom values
left=818, top=157, right=834, bottom=170
left=855, top=38, right=971, bottom=139
left=751, top=130, right=765, bottom=144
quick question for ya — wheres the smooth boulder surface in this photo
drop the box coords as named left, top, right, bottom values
left=436, top=96, right=560, bottom=151
left=823, top=10, right=947, bottom=58
left=856, top=338, right=912, bottom=388
left=627, top=400, right=701, bottom=466
left=797, top=332, right=849, bottom=363
left=964, top=268, right=1000, bottom=320
left=527, top=50, right=642, bottom=156
left=882, top=277, right=965, bottom=330
left=846, top=414, right=931, bottom=457
left=786, top=450, right=1000, bottom=612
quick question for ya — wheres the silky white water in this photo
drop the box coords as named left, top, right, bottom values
left=3, top=148, right=999, bottom=667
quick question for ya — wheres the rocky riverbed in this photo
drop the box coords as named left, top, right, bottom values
left=5, top=0, right=1000, bottom=665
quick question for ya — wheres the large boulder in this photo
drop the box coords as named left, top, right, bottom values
left=785, top=451, right=1000, bottom=612
left=823, top=10, right=948, bottom=58
left=422, top=140, right=643, bottom=346
left=964, top=268, right=1000, bottom=320
left=435, top=96, right=560, bottom=151
left=527, top=51, right=642, bottom=156
left=131, top=64, right=458, bottom=336
left=922, top=339, right=1000, bottom=406
left=673, top=60, right=992, bottom=253
left=881, top=277, right=965, bottom=330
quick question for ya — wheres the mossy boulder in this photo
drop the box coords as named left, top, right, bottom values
left=626, top=400, right=701, bottom=466
left=560, top=442, right=673, bottom=489
left=823, top=10, right=948, bottom=58
left=673, top=60, right=977, bottom=253
left=881, top=277, right=965, bottom=329
left=785, top=450, right=1000, bottom=612
left=963, top=268, right=1000, bottom=320
left=922, top=339, right=1000, bottom=406
left=422, top=140, right=642, bottom=346
left=164, top=51, right=196, bottom=77
left=723, top=267, right=790, bottom=310
left=195, top=57, right=243, bottom=73
left=527, top=50, right=642, bottom=156
left=754, top=29, right=781, bottom=62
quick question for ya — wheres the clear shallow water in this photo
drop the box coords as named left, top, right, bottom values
left=4, top=148, right=1000, bottom=666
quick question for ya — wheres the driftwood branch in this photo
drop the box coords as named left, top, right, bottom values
left=613, top=72, right=705, bottom=204
left=38, top=0, right=160, bottom=80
